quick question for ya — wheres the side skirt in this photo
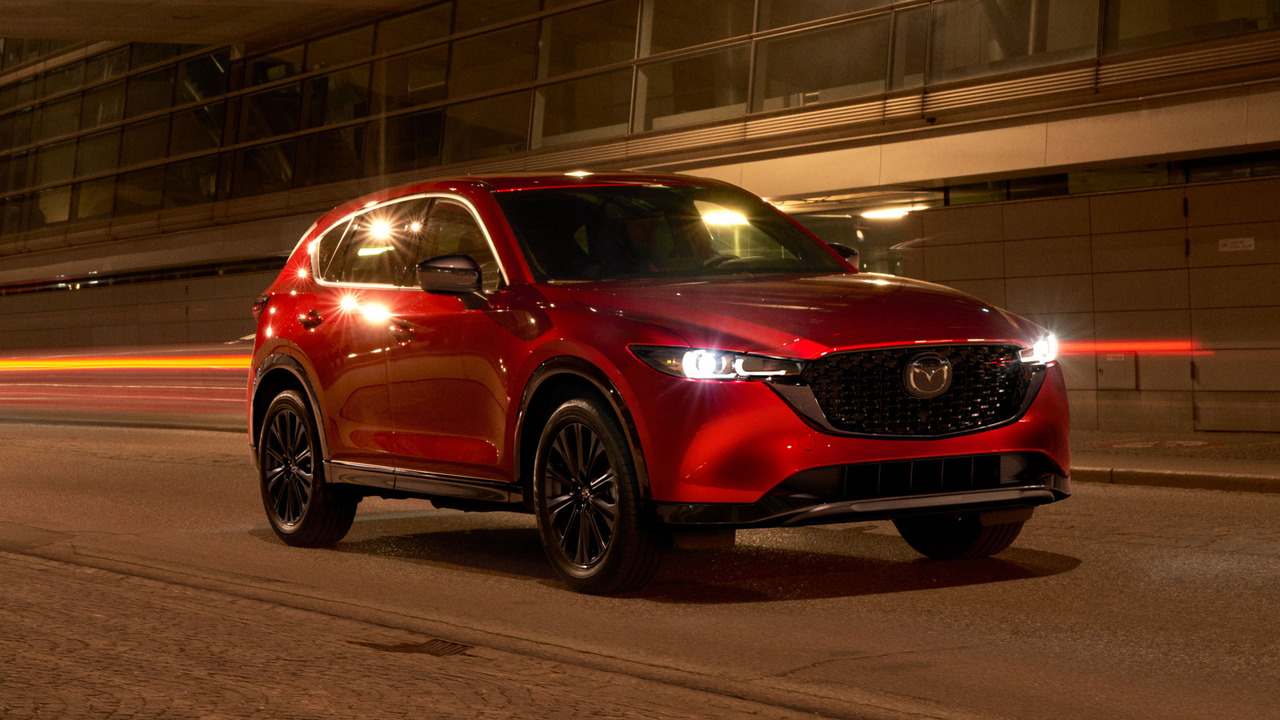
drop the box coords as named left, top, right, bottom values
left=327, top=460, right=523, bottom=507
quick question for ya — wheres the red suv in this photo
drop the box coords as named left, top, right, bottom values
left=248, top=172, right=1070, bottom=594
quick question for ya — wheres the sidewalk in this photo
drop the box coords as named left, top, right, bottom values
left=1071, top=428, right=1280, bottom=494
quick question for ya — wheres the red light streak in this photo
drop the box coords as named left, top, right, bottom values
left=1059, top=341, right=1210, bottom=356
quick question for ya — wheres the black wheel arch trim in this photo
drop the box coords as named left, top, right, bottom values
left=516, top=356, right=651, bottom=501
left=250, top=353, right=330, bottom=467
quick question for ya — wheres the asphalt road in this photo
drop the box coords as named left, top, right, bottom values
left=1, top=423, right=1277, bottom=720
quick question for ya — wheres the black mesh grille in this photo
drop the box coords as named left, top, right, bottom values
left=778, top=453, right=1057, bottom=501
left=800, top=344, right=1032, bottom=436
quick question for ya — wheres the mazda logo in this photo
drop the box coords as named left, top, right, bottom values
left=903, top=352, right=953, bottom=399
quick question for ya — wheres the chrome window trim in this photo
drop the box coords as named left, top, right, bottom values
left=308, top=191, right=511, bottom=291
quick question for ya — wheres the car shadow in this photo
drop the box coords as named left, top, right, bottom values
left=307, top=513, right=1080, bottom=604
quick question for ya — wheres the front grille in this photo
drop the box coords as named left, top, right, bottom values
left=778, top=453, right=1057, bottom=502
left=800, top=344, right=1032, bottom=436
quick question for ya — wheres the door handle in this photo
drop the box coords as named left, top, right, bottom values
left=389, top=320, right=414, bottom=342
left=298, top=309, right=323, bottom=328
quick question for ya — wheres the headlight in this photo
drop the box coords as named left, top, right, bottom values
left=630, top=346, right=804, bottom=380
left=1018, top=333, right=1059, bottom=365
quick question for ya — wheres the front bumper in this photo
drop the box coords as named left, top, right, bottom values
left=618, top=360, right=1072, bottom=506
left=653, top=452, right=1070, bottom=528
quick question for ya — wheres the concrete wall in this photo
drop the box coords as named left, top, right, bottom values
left=0, top=271, right=275, bottom=349
left=907, top=176, right=1280, bottom=433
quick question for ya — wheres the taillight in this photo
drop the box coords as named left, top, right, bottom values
left=252, top=294, right=270, bottom=321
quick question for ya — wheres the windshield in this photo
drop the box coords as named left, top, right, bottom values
left=494, top=184, right=847, bottom=281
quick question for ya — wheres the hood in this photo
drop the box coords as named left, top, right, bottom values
left=567, top=274, right=1043, bottom=359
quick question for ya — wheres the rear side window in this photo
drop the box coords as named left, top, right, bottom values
left=315, top=198, right=431, bottom=285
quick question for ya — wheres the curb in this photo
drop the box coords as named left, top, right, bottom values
left=1072, top=466, right=1280, bottom=494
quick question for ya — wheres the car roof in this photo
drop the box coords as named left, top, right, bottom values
left=305, top=171, right=737, bottom=244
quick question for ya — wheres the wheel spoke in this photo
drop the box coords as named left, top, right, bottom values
left=548, top=493, right=575, bottom=523
left=558, top=504, right=582, bottom=554
left=589, top=496, right=617, bottom=531
left=264, top=465, right=287, bottom=495
left=576, top=504, right=592, bottom=565
left=553, top=432, right=578, bottom=482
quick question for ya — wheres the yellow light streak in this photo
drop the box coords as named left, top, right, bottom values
left=0, top=356, right=252, bottom=372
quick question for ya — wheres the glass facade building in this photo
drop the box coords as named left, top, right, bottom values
left=4, top=0, right=1280, bottom=238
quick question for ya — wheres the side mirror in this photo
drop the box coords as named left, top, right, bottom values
left=829, top=243, right=860, bottom=269
left=417, top=254, right=482, bottom=294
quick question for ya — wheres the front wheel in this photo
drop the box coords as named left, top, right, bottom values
left=533, top=397, right=663, bottom=594
left=893, top=514, right=1024, bottom=560
left=259, top=390, right=357, bottom=547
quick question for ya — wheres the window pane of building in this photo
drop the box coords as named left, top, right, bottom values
left=641, top=0, right=754, bottom=55
left=242, top=82, right=301, bottom=140
left=444, top=91, right=531, bottom=163
left=929, top=0, right=1099, bottom=83
left=10, top=107, right=33, bottom=147
left=296, top=124, right=370, bottom=187
left=75, top=129, right=120, bottom=177
left=169, top=103, right=225, bottom=155
left=540, top=0, right=638, bottom=79
left=0, top=86, right=16, bottom=114
left=455, top=0, right=539, bottom=31
left=382, top=109, right=444, bottom=173
left=306, top=65, right=371, bottom=127
left=3, top=151, right=31, bottom=193
left=636, top=45, right=749, bottom=131
left=890, top=5, right=930, bottom=89
left=177, top=50, right=231, bottom=104
left=36, top=139, right=77, bottom=185
left=306, top=26, right=374, bottom=71
left=233, top=139, right=296, bottom=197
left=33, top=185, right=72, bottom=227
left=120, top=116, right=171, bottom=168
left=125, top=66, right=176, bottom=119
left=130, top=43, right=186, bottom=69
left=1102, top=0, right=1280, bottom=54
left=41, top=61, right=85, bottom=98
left=1, top=194, right=29, bottom=235
left=753, top=16, right=890, bottom=112
left=377, top=46, right=448, bottom=113
left=534, top=69, right=631, bottom=148
left=758, top=0, right=893, bottom=30
left=81, top=82, right=125, bottom=129
left=35, top=95, right=81, bottom=141
left=448, top=24, right=539, bottom=97
left=85, top=48, right=129, bottom=83
left=247, top=45, right=304, bottom=86
left=74, top=177, right=115, bottom=220
left=115, top=166, right=166, bottom=214
left=164, top=155, right=220, bottom=207
left=377, top=3, right=453, bottom=52
left=13, top=78, right=36, bottom=109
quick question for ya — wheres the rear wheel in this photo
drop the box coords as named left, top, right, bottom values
left=893, top=514, right=1023, bottom=560
left=259, top=390, right=357, bottom=547
left=533, top=397, right=662, bottom=594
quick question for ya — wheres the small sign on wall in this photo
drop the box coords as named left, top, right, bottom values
left=1218, top=237, right=1255, bottom=252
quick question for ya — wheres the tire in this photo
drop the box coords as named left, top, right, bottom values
left=258, top=389, right=357, bottom=547
left=893, top=513, right=1024, bottom=560
left=533, top=397, right=663, bottom=594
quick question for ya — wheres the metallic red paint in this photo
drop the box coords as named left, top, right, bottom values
left=249, top=171, right=1069, bottom=520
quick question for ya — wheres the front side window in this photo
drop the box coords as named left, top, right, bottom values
left=495, top=184, right=846, bottom=282
left=405, top=199, right=503, bottom=291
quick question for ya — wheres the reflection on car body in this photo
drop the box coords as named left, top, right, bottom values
left=248, top=172, right=1070, bottom=594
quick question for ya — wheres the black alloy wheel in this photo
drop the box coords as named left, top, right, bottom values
left=534, top=397, right=662, bottom=594
left=259, top=390, right=357, bottom=547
